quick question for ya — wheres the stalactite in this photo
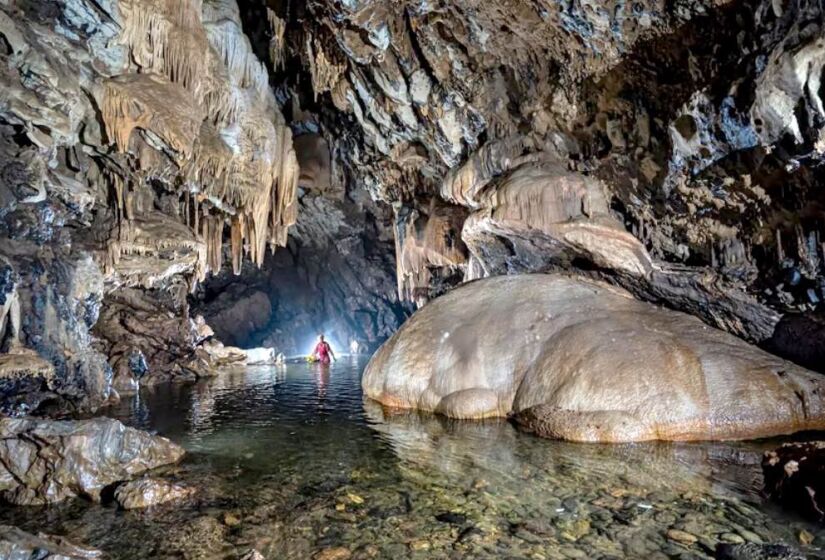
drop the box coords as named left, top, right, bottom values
left=206, top=22, right=269, bottom=96
left=110, top=172, right=125, bottom=224
left=184, top=190, right=190, bottom=227
left=98, top=0, right=301, bottom=291
left=117, top=0, right=208, bottom=95
left=0, top=286, right=20, bottom=349
left=306, top=36, right=347, bottom=101
left=124, top=184, right=136, bottom=221
left=777, top=228, right=785, bottom=262
left=101, top=74, right=203, bottom=157
left=269, top=126, right=299, bottom=249
left=230, top=213, right=245, bottom=275
left=202, top=214, right=224, bottom=275
left=395, top=200, right=468, bottom=304
left=267, top=9, right=286, bottom=71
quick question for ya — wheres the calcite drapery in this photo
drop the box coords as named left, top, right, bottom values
left=100, top=0, right=300, bottom=282
left=0, top=0, right=301, bottom=411
left=394, top=199, right=468, bottom=306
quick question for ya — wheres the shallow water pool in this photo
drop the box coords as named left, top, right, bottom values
left=4, top=356, right=825, bottom=559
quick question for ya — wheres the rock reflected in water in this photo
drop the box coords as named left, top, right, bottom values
left=0, top=359, right=821, bottom=559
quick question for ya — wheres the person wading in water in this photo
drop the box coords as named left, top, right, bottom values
left=312, top=335, right=336, bottom=364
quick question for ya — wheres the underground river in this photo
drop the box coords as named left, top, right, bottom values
left=4, top=357, right=824, bottom=559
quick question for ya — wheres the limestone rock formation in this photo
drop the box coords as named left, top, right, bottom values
left=1, top=0, right=825, bottom=437
left=0, top=0, right=299, bottom=412
left=0, top=348, right=56, bottom=415
left=0, top=416, right=184, bottom=505
left=0, top=525, right=102, bottom=559
left=114, top=477, right=195, bottom=510
left=363, top=275, right=825, bottom=442
left=193, top=186, right=412, bottom=355
left=247, top=0, right=825, bottom=369
left=763, top=441, right=825, bottom=523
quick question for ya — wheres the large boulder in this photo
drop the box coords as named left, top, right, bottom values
left=362, top=274, right=825, bottom=442
left=0, top=417, right=184, bottom=505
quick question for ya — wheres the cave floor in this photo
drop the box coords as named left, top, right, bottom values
left=4, top=357, right=825, bottom=559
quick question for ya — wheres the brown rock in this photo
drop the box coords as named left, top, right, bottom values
left=0, top=525, right=102, bottom=559
left=114, top=478, right=194, bottom=509
left=667, top=529, right=699, bottom=544
left=313, top=547, right=351, bottom=560
left=0, top=416, right=184, bottom=505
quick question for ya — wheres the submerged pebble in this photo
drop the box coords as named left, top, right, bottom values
left=1, top=360, right=822, bottom=559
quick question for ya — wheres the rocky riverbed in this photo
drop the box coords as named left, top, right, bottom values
left=2, top=361, right=823, bottom=560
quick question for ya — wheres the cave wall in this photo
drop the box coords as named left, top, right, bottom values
left=2, top=0, right=825, bottom=419
left=265, top=0, right=825, bottom=370
left=0, top=0, right=300, bottom=413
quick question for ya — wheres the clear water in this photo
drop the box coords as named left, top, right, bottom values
left=4, top=356, right=825, bottom=559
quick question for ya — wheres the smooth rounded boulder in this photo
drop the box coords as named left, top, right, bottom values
left=362, top=274, right=825, bottom=442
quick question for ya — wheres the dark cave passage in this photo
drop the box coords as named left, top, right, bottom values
left=190, top=181, right=412, bottom=356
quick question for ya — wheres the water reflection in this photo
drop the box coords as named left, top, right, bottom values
left=313, top=363, right=330, bottom=402
left=363, top=400, right=769, bottom=499
left=3, top=358, right=821, bottom=560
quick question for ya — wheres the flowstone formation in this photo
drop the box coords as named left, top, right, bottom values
left=363, top=274, right=825, bottom=442
left=0, top=0, right=299, bottom=413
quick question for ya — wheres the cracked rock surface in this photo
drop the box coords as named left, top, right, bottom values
left=0, top=416, right=184, bottom=505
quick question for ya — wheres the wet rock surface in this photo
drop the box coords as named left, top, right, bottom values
left=1, top=0, right=824, bottom=418
left=715, top=542, right=809, bottom=560
left=0, top=525, right=102, bottom=559
left=0, top=0, right=300, bottom=412
left=0, top=416, right=184, bottom=505
left=763, top=442, right=825, bottom=523
left=244, top=0, right=825, bottom=369
left=364, top=274, right=825, bottom=442
left=3, top=363, right=824, bottom=560
left=114, top=478, right=195, bottom=510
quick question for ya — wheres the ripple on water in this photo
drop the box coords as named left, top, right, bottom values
left=3, top=357, right=824, bottom=559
